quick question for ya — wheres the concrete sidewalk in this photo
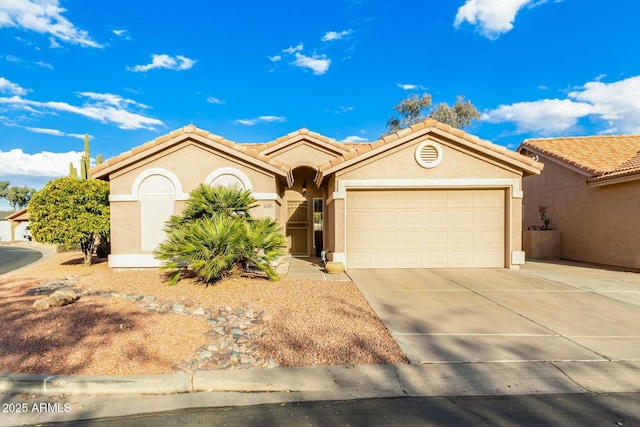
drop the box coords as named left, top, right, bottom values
left=2, top=360, right=640, bottom=425
left=281, top=257, right=351, bottom=281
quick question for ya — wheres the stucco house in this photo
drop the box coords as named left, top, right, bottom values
left=0, top=208, right=29, bottom=242
left=91, top=119, right=542, bottom=270
left=517, top=135, right=640, bottom=269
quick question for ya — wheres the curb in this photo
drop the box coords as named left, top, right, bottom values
left=2, top=360, right=640, bottom=398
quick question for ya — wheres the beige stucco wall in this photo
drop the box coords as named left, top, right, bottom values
left=522, top=158, right=640, bottom=269
left=110, top=141, right=276, bottom=195
left=110, top=201, right=141, bottom=254
left=337, top=137, right=521, bottom=181
left=108, top=140, right=281, bottom=258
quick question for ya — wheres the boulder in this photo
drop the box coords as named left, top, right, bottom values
left=47, top=288, right=77, bottom=307
left=32, top=297, right=51, bottom=310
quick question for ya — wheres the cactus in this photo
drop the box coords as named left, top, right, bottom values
left=68, top=162, right=78, bottom=179
left=71, top=134, right=103, bottom=180
left=80, top=134, right=90, bottom=180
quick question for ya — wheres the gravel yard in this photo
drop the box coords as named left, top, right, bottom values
left=0, top=250, right=408, bottom=376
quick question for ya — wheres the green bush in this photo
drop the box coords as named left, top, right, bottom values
left=155, top=184, right=285, bottom=285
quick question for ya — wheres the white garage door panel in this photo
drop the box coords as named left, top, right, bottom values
left=346, top=189, right=505, bottom=268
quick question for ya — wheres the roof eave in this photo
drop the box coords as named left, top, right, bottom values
left=587, top=171, right=640, bottom=187
left=317, top=125, right=543, bottom=184
left=91, top=131, right=290, bottom=181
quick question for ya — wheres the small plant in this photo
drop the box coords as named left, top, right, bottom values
left=155, top=184, right=286, bottom=285
left=538, top=205, right=552, bottom=230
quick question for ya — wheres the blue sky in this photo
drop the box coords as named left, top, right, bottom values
left=1, top=0, right=639, bottom=209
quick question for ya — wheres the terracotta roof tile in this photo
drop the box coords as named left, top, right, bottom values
left=520, top=135, right=640, bottom=175
left=410, top=121, right=429, bottom=132
left=588, top=152, right=640, bottom=182
left=90, top=124, right=292, bottom=178
left=356, top=145, right=372, bottom=154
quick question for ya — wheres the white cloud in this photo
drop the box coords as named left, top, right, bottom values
left=0, top=149, right=83, bottom=177
left=321, top=29, right=353, bottom=41
left=483, top=99, right=594, bottom=134
left=454, top=0, right=551, bottom=39
left=4, top=55, right=53, bottom=69
left=271, top=43, right=332, bottom=75
left=234, top=116, right=286, bottom=126
left=128, top=54, right=197, bottom=72
left=292, top=53, right=331, bottom=75
left=396, top=83, right=426, bottom=91
left=483, top=75, right=640, bottom=134
left=282, top=44, right=304, bottom=54
left=0, top=92, right=163, bottom=130
left=342, top=135, right=368, bottom=143
left=0, top=0, right=101, bottom=47
left=206, top=97, right=225, bottom=105
left=24, top=127, right=86, bottom=139
left=569, top=76, right=640, bottom=133
left=0, top=77, right=28, bottom=95
left=335, top=106, right=354, bottom=113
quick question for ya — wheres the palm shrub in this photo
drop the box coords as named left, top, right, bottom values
left=155, top=184, right=285, bottom=285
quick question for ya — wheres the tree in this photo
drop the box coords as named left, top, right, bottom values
left=5, top=186, right=35, bottom=210
left=385, top=94, right=480, bottom=135
left=156, top=184, right=286, bottom=285
left=0, top=181, right=35, bottom=210
left=0, top=181, right=9, bottom=200
left=29, top=177, right=110, bottom=266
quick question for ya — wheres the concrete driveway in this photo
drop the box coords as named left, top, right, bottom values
left=349, top=261, right=640, bottom=364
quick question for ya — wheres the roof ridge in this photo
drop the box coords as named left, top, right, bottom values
left=90, top=124, right=292, bottom=177
left=524, top=134, right=640, bottom=142
left=316, top=118, right=541, bottom=176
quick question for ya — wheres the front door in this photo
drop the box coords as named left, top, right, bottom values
left=286, top=200, right=308, bottom=256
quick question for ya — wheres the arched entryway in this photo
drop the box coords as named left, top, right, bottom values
left=282, top=166, right=324, bottom=257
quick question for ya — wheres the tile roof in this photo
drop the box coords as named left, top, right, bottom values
left=588, top=152, right=640, bottom=182
left=258, top=128, right=355, bottom=154
left=518, top=134, right=640, bottom=176
left=316, top=118, right=542, bottom=176
left=90, top=124, right=292, bottom=179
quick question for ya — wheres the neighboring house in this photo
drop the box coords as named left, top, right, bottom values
left=0, top=211, right=12, bottom=242
left=91, top=120, right=542, bottom=270
left=518, top=135, right=640, bottom=269
left=0, top=208, right=30, bottom=242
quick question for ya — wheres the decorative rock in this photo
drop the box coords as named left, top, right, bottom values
left=32, top=297, right=51, bottom=310
left=29, top=276, right=274, bottom=372
left=198, top=350, right=212, bottom=359
left=47, top=288, right=77, bottom=307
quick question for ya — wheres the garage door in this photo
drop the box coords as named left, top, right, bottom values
left=346, top=189, right=505, bottom=268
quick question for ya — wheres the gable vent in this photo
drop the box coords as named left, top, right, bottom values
left=415, top=141, right=443, bottom=169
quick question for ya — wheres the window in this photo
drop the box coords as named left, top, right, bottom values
left=313, top=198, right=323, bottom=247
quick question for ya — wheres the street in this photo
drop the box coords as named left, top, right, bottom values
left=23, top=393, right=640, bottom=427
left=0, top=246, right=42, bottom=275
